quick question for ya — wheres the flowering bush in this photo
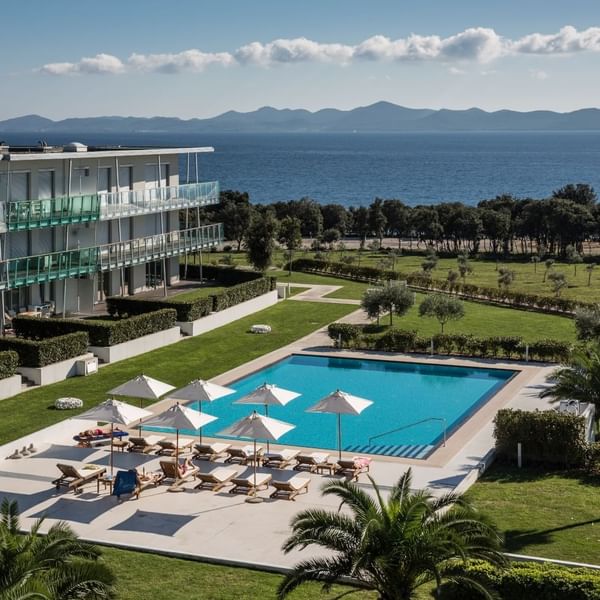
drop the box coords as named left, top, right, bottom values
left=54, top=397, right=83, bottom=410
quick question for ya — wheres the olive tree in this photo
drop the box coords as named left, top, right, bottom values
left=548, top=271, right=568, bottom=297
left=278, top=216, right=302, bottom=275
left=361, top=285, right=414, bottom=327
left=246, top=210, right=279, bottom=272
left=419, top=294, right=465, bottom=333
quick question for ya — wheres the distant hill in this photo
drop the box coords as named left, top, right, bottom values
left=2, top=102, right=600, bottom=134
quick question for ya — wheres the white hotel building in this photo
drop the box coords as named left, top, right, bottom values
left=0, top=143, right=222, bottom=326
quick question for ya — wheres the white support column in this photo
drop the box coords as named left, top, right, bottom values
left=158, top=155, right=167, bottom=297
left=115, top=156, right=125, bottom=295
left=62, top=159, right=72, bottom=316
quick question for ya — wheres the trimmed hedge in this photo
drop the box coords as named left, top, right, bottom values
left=181, top=263, right=264, bottom=285
left=212, top=277, right=275, bottom=311
left=327, top=324, right=571, bottom=363
left=107, top=296, right=213, bottom=322
left=439, top=560, right=600, bottom=600
left=14, top=309, right=177, bottom=347
left=494, top=408, right=588, bottom=468
left=0, top=332, right=88, bottom=368
left=290, top=258, right=590, bottom=315
left=0, top=350, right=19, bottom=379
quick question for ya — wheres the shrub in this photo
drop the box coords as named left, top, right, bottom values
left=181, top=263, right=263, bottom=285
left=0, top=350, right=19, bottom=379
left=439, top=560, right=600, bottom=600
left=14, top=310, right=176, bottom=347
left=327, top=323, right=362, bottom=347
left=107, top=296, right=213, bottom=322
left=0, top=332, right=88, bottom=368
left=585, top=441, right=600, bottom=473
left=494, top=408, right=587, bottom=468
left=527, top=339, right=571, bottom=362
left=211, top=277, right=274, bottom=311
left=375, top=329, right=418, bottom=352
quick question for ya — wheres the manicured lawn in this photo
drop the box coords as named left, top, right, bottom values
left=390, top=293, right=576, bottom=342
left=466, top=464, right=600, bottom=563
left=102, top=547, right=378, bottom=600
left=170, top=283, right=229, bottom=302
left=0, top=301, right=356, bottom=444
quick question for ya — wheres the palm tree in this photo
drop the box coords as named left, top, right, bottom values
left=541, top=343, right=600, bottom=410
left=0, top=498, right=116, bottom=599
left=278, top=469, right=505, bottom=600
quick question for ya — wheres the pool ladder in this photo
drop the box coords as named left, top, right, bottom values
left=369, top=417, right=447, bottom=447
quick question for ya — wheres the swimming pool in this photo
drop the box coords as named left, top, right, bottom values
left=148, top=355, right=516, bottom=459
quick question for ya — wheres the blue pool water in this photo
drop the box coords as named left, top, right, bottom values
left=148, top=355, right=515, bottom=459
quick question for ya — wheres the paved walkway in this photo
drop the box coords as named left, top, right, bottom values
left=282, top=283, right=361, bottom=305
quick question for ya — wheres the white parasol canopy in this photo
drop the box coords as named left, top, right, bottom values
left=108, top=374, right=175, bottom=400
left=218, top=411, right=295, bottom=503
left=142, top=403, right=217, bottom=432
left=307, top=390, right=373, bottom=460
left=78, top=399, right=152, bottom=478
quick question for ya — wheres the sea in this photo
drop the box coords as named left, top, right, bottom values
left=5, top=131, right=600, bottom=207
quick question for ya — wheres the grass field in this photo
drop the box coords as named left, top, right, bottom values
left=169, top=283, right=229, bottom=302
left=0, top=301, right=355, bottom=444
left=466, top=464, right=600, bottom=563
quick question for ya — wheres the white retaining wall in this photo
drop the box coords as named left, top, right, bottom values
left=17, top=353, right=96, bottom=386
left=89, top=326, right=181, bottom=364
left=0, top=374, right=22, bottom=400
left=178, top=290, right=279, bottom=337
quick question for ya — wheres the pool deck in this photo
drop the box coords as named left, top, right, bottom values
left=0, top=308, right=555, bottom=570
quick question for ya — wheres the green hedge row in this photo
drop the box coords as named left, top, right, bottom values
left=0, top=350, right=19, bottom=379
left=439, top=560, right=600, bottom=600
left=181, top=263, right=263, bottom=285
left=212, top=276, right=275, bottom=311
left=327, top=324, right=571, bottom=363
left=0, top=332, right=88, bottom=368
left=14, top=309, right=177, bottom=346
left=290, top=258, right=590, bottom=314
left=494, top=409, right=588, bottom=468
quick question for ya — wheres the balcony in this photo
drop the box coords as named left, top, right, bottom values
left=2, top=181, right=220, bottom=231
left=0, top=223, right=223, bottom=290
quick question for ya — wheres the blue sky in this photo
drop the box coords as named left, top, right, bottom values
left=3, top=0, right=600, bottom=119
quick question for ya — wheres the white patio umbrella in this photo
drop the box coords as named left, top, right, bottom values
left=168, top=379, right=235, bottom=443
left=77, top=399, right=152, bottom=479
left=218, top=411, right=295, bottom=504
left=234, top=383, right=300, bottom=451
left=109, top=374, right=175, bottom=434
left=142, top=403, right=217, bottom=491
left=307, top=390, right=373, bottom=460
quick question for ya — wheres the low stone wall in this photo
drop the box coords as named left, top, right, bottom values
left=177, top=290, right=279, bottom=337
left=17, top=353, right=97, bottom=386
left=89, top=326, right=181, bottom=364
left=0, top=374, right=22, bottom=400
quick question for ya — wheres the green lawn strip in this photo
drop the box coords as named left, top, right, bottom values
left=390, top=292, right=576, bottom=341
left=0, top=301, right=356, bottom=444
left=101, top=546, right=378, bottom=600
left=466, top=464, right=600, bottom=563
left=169, top=284, right=230, bottom=302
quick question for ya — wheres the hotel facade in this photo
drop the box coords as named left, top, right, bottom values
left=0, top=143, right=223, bottom=327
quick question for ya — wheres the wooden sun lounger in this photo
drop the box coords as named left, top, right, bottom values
left=262, top=449, right=300, bottom=469
left=194, top=467, right=240, bottom=491
left=293, top=452, right=334, bottom=474
left=156, top=438, right=195, bottom=456
left=159, top=460, right=199, bottom=488
left=228, top=472, right=272, bottom=495
left=52, top=463, right=106, bottom=494
left=336, top=458, right=371, bottom=481
left=224, top=445, right=263, bottom=465
left=270, top=476, right=311, bottom=500
left=128, top=435, right=165, bottom=454
left=193, top=442, right=231, bottom=461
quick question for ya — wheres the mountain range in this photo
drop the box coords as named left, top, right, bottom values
left=2, top=102, right=600, bottom=134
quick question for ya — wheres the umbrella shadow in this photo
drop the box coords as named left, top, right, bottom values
left=0, top=488, right=57, bottom=513
left=29, top=496, right=113, bottom=524
left=109, top=509, right=195, bottom=536
left=93, top=452, right=158, bottom=470
left=29, top=445, right=100, bottom=462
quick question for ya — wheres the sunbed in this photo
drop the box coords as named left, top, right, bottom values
left=73, top=429, right=129, bottom=448
left=335, top=457, right=371, bottom=481
left=52, top=463, right=106, bottom=494
left=262, top=449, right=300, bottom=469
left=293, top=452, right=334, bottom=473
left=159, top=460, right=199, bottom=488
left=270, top=476, right=311, bottom=500
left=194, top=467, right=240, bottom=491
left=192, top=442, right=231, bottom=462
left=112, top=469, right=163, bottom=500
left=224, top=445, right=263, bottom=465
left=228, top=472, right=272, bottom=495
left=156, top=438, right=194, bottom=456
left=128, top=435, right=165, bottom=454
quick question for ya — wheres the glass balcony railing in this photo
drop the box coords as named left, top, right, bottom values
left=99, top=181, right=219, bottom=219
left=6, top=195, right=101, bottom=231
left=0, top=223, right=223, bottom=290
left=2, top=181, right=220, bottom=231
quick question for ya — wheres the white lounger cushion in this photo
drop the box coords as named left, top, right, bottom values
left=265, top=449, right=299, bottom=461
left=142, top=435, right=165, bottom=446
left=232, top=472, right=272, bottom=487
left=273, top=475, right=311, bottom=490
left=200, top=467, right=239, bottom=482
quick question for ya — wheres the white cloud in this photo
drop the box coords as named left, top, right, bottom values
left=41, top=53, right=124, bottom=75
left=530, top=69, right=549, bottom=80
left=449, top=66, right=466, bottom=75
left=37, top=25, right=600, bottom=76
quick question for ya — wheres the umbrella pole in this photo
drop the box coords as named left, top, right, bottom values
left=199, top=401, right=203, bottom=444
left=110, top=422, right=114, bottom=480
left=169, top=429, right=184, bottom=493
left=246, top=438, right=262, bottom=504
left=337, top=413, right=342, bottom=461
left=265, top=404, right=269, bottom=453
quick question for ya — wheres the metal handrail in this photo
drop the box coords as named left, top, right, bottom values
left=368, top=417, right=447, bottom=447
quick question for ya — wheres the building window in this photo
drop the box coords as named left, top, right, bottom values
left=9, top=172, right=30, bottom=202
left=38, top=170, right=55, bottom=200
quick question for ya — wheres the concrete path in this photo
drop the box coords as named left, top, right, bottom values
left=283, top=283, right=361, bottom=305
